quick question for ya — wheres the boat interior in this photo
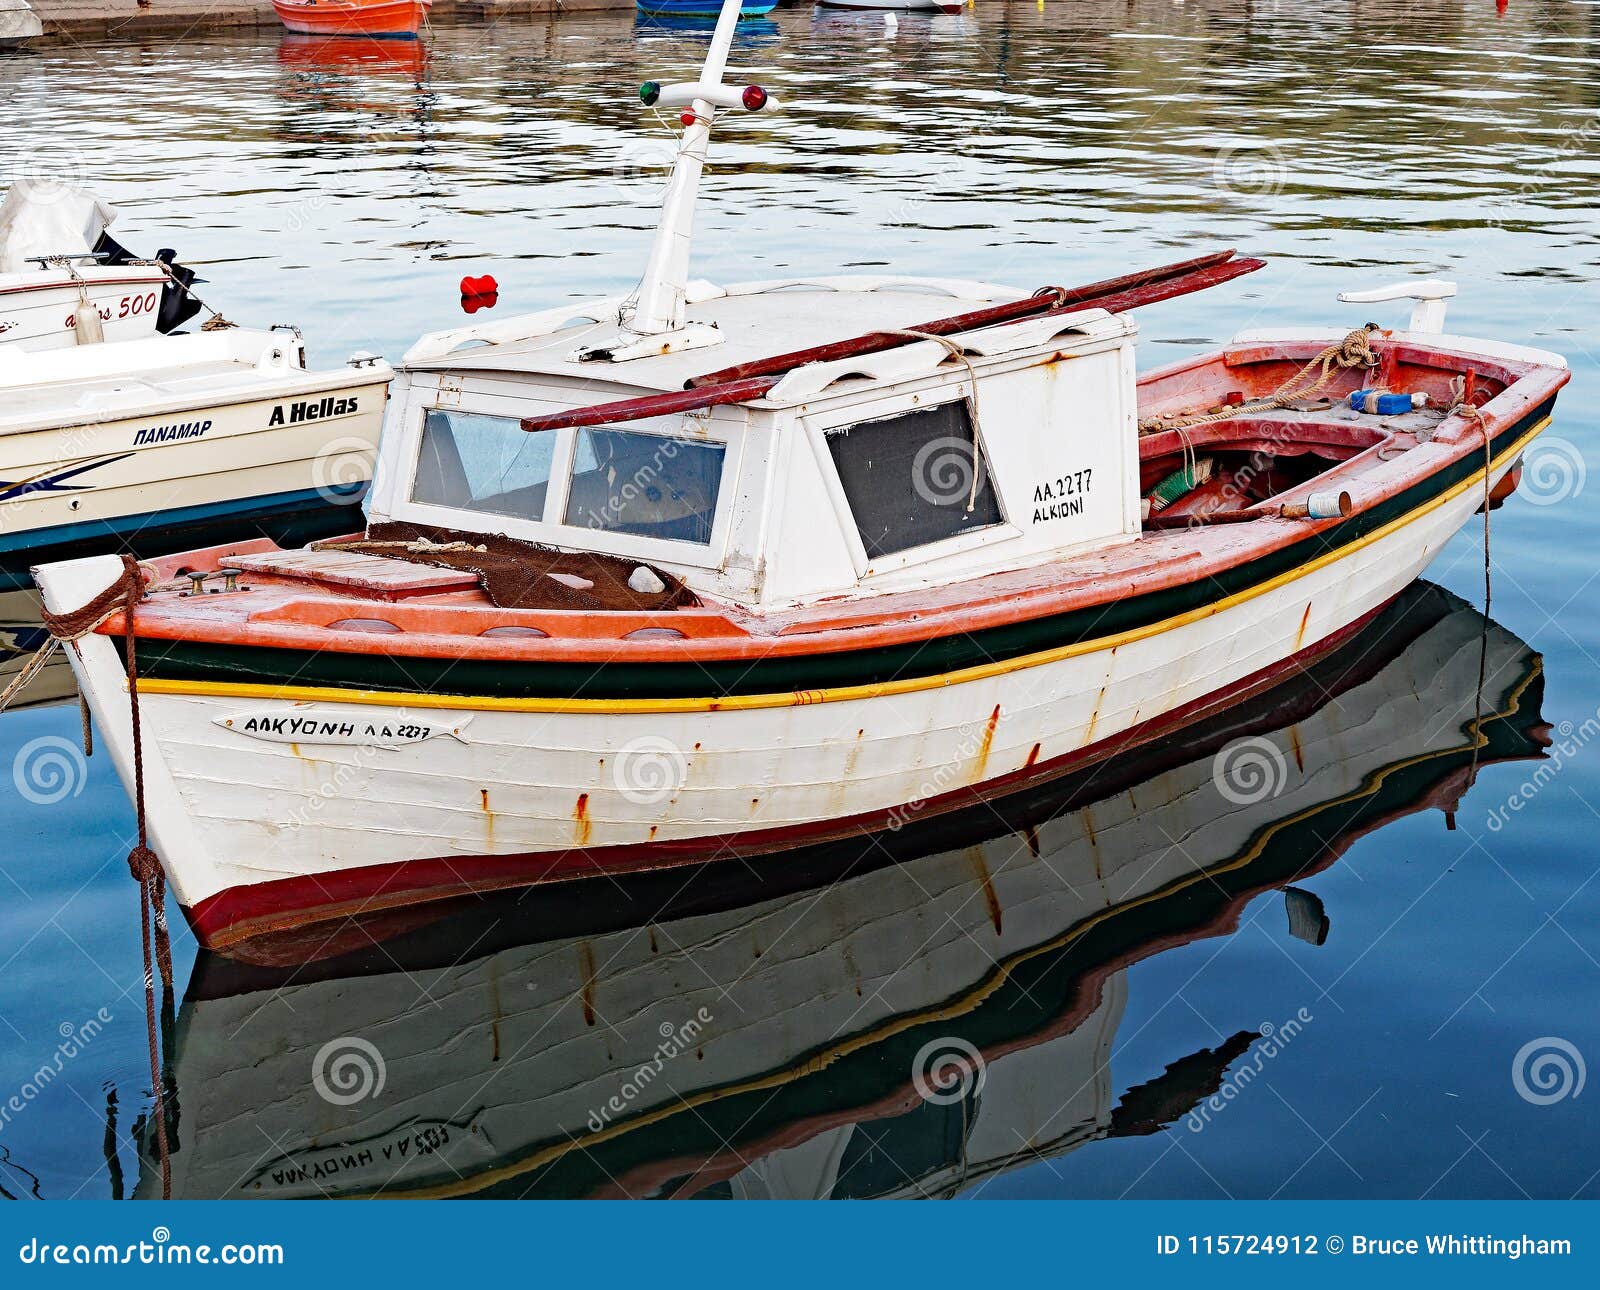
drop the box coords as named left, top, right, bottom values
left=111, top=309, right=1565, bottom=657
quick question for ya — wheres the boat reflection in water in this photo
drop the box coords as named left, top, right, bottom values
left=139, top=582, right=1547, bottom=1199
left=1, top=591, right=75, bottom=711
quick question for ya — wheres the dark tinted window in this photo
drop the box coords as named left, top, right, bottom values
left=825, top=401, right=1002, bottom=559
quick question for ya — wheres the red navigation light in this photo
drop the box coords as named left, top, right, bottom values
left=741, top=85, right=768, bottom=112
left=680, top=110, right=697, bottom=127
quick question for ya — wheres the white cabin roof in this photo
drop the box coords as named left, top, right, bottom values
left=402, top=277, right=1033, bottom=393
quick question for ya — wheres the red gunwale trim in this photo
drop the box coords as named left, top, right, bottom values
left=188, top=600, right=1392, bottom=952
left=0, top=274, right=170, bottom=301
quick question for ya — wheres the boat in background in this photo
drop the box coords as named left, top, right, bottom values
left=0, top=0, right=42, bottom=51
left=272, top=0, right=432, bottom=39
left=0, top=181, right=201, bottom=351
left=815, top=0, right=963, bottom=14
left=2, top=329, right=392, bottom=589
left=637, top=0, right=779, bottom=17
left=132, top=583, right=1547, bottom=1196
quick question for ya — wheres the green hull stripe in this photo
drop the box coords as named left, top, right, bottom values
left=132, top=401, right=1552, bottom=701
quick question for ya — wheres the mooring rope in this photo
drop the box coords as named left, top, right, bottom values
left=31, top=556, right=173, bottom=1198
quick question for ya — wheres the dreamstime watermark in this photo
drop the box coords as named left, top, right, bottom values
left=0, top=1009, right=113, bottom=1135
left=1212, top=143, right=1288, bottom=199
left=612, top=735, right=689, bottom=805
left=1186, top=1007, right=1314, bottom=1133
left=5, top=148, right=89, bottom=202
left=884, top=710, right=1001, bottom=832
left=586, top=1009, right=712, bottom=1134
left=310, top=435, right=377, bottom=507
left=1211, top=735, right=1289, bottom=806
left=612, top=138, right=679, bottom=199
left=912, top=435, right=984, bottom=508
left=911, top=1036, right=987, bottom=1105
left=11, top=735, right=88, bottom=806
left=1512, top=1036, right=1585, bottom=1106
left=1517, top=436, right=1586, bottom=507
left=1484, top=112, right=1600, bottom=227
left=17, top=1228, right=283, bottom=1267
left=1486, top=705, right=1600, bottom=832
left=312, top=1036, right=387, bottom=1106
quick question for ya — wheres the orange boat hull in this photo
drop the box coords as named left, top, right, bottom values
left=272, top=0, right=430, bottom=37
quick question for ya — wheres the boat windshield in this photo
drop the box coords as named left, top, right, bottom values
left=412, top=409, right=726, bottom=546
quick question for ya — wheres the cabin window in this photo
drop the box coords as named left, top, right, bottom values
left=563, top=428, right=726, bottom=546
left=825, top=400, right=1002, bottom=559
left=412, top=409, right=558, bottom=521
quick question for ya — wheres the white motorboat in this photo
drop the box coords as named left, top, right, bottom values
left=0, top=180, right=202, bottom=351
left=2, top=327, right=391, bottom=588
left=0, top=0, right=42, bottom=51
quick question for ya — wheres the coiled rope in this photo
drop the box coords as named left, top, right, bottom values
left=1139, top=324, right=1384, bottom=433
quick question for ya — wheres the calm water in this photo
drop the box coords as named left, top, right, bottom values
left=2, top=0, right=1599, bottom=1199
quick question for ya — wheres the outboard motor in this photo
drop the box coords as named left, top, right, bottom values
left=92, top=229, right=203, bottom=333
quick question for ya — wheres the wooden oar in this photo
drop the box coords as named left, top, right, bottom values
left=688, top=248, right=1242, bottom=389
left=519, top=254, right=1265, bottom=435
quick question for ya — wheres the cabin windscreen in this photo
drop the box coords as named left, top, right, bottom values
left=825, top=400, right=1003, bottom=559
left=412, top=409, right=725, bottom=546
left=413, top=410, right=558, bottom=521
left=564, top=428, right=725, bottom=545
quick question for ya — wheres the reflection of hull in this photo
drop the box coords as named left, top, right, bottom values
left=139, top=583, right=1546, bottom=1199
left=277, top=33, right=430, bottom=75
left=0, top=589, right=73, bottom=709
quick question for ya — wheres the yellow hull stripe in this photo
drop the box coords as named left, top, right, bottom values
left=135, top=421, right=1544, bottom=716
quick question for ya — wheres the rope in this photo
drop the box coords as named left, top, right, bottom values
left=885, top=330, right=987, bottom=511
left=33, top=556, right=172, bottom=1198
left=311, top=537, right=487, bottom=555
left=1448, top=376, right=1494, bottom=794
left=1139, top=324, right=1384, bottom=433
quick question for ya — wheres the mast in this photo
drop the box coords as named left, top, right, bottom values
left=581, top=0, right=777, bottom=361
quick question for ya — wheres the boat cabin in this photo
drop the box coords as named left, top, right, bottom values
left=368, top=279, right=1143, bottom=609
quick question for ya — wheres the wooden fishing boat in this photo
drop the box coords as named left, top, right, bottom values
left=272, top=0, right=431, bottom=39
left=34, top=0, right=1566, bottom=951
left=0, top=180, right=201, bottom=352
left=3, top=329, right=392, bottom=589
left=131, top=583, right=1547, bottom=1196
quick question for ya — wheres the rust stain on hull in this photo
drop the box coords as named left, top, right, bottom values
left=574, top=792, right=592, bottom=847
left=1288, top=724, right=1305, bottom=772
left=973, top=705, right=1002, bottom=782
left=966, top=848, right=1004, bottom=935
left=1294, top=602, right=1312, bottom=652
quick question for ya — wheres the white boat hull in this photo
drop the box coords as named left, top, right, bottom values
left=0, top=270, right=168, bottom=351
left=40, top=446, right=1514, bottom=942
